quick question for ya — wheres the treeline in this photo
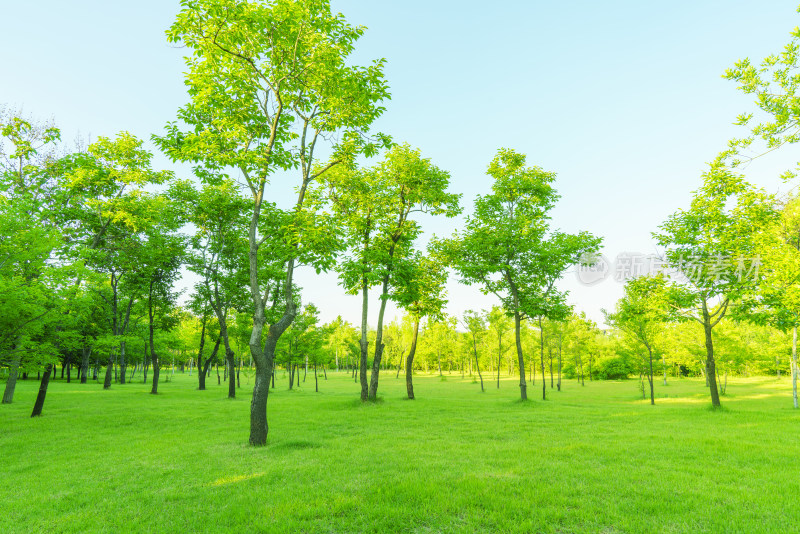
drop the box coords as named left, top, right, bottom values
left=3, top=0, right=800, bottom=444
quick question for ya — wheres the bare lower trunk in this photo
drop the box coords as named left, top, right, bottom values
left=314, top=363, right=318, bottom=392
left=80, top=345, right=91, bottom=384
left=702, top=302, right=722, bottom=408
left=103, top=354, right=114, bottom=389
left=472, top=334, right=484, bottom=392
left=514, top=312, right=527, bottom=401
left=793, top=325, right=798, bottom=410
left=538, top=317, right=546, bottom=401
left=359, top=282, right=369, bottom=401
left=227, top=348, right=236, bottom=399
left=30, top=364, right=53, bottom=417
left=647, top=346, right=655, bottom=405
left=368, top=276, right=391, bottom=400
left=2, top=336, right=23, bottom=403
left=406, top=318, right=420, bottom=400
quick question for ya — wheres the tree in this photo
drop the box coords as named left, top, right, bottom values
left=654, top=164, right=778, bottom=407
left=392, top=253, right=448, bottom=399
left=180, top=178, right=250, bottom=399
left=327, top=144, right=459, bottom=401
left=158, top=0, right=390, bottom=445
left=605, top=274, right=672, bottom=405
left=441, top=148, right=600, bottom=401
left=742, top=195, right=800, bottom=407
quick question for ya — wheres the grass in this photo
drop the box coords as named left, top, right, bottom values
left=1, top=369, right=798, bottom=533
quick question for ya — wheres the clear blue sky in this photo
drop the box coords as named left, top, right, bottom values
left=2, top=1, right=798, bottom=327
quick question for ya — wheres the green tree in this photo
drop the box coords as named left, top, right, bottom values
left=654, top=164, right=778, bottom=407
left=605, top=274, right=672, bottom=405
left=158, top=0, right=390, bottom=445
left=441, top=148, right=600, bottom=401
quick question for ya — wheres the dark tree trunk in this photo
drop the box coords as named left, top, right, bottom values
left=227, top=349, right=236, bottom=399
left=702, top=302, right=722, bottom=408
left=406, top=318, right=421, bottom=400
left=368, top=275, right=391, bottom=401
left=149, top=282, right=159, bottom=395
left=30, top=364, right=53, bottom=417
left=647, top=346, right=655, bottom=405
left=103, top=354, right=113, bottom=390
left=314, top=363, right=318, bottom=392
left=80, top=345, right=91, bottom=384
left=199, top=336, right=221, bottom=391
left=557, top=336, right=562, bottom=392
left=514, top=312, right=527, bottom=401
left=2, top=335, right=23, bottom=404
left=472, top=332, right=484, bottom=393
left=538, top=317, right=546, bottom=401
left=359, top=281, right=369, bottom=400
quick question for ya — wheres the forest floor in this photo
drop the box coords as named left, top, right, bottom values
left=1, top=369, right=798, bottom=533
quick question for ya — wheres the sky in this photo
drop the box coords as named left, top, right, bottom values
left=2, top=1, right=799, bottom=328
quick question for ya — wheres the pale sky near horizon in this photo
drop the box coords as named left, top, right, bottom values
left=2, top=1, right=799, bottom=328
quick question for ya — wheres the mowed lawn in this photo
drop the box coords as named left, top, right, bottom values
left=1, top=369, right=798, bottom=533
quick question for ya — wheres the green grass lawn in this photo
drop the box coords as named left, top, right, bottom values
left=1, top=369, right=798, bottom=533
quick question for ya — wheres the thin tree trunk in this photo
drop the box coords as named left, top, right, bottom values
left=314, top=363, right=318, bottom=393
left=406, top=318, right=420, bottom=399
left=149, top=281, right=160, bottom=395
left=30, top=364, right=53, bottom=417
left=702, top=301, right=722, bottom=408
left=2, top=335, right=23, bottom=404
left=80, top=345, right=91, bottom=384
left=793, top=325, right=798, bottom=409
left=368, top=275, right=391, bottom=400
left=514, top=312, right=527, bottom=401
left=647, top=346, right=655, bottom=405
left=359, top=281, right=369, bottom=401
left=472, top=333, right=484, bottom=393
left=538, top=317, right=546, bottom=401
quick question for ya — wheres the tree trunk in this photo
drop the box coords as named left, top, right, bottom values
left=368, top=276, right=391, bottom=401
left=472, top=333, right=484, bottom=393
left=359, top=281, right=369, bottom=401
left=199, top=337, right=221, bottom=391
left=557, top=334, right=562, bottom=391
left=793, top=325, right=798, bottom=409
left=702, top=302, right=722, bottom=408
left=80, top=345, right=91, bottom=384
left=549, top=348, right=554, bottom=389
left=497, top=337, right=502, bottom=389
left=514, top=312, right=527, bottom=401
left=30, top=364, right=53, bottom=417
left=314, top=363, right=318, bottom=393
left=2, top=335, right=23, bottom=404
left=103, top=354, right=114, bottom=390
left=647, top=346, right=655, bottom=405
left=406, top=318, right=420, bottom=400
left=149, top=282, right=160, bottom=395
left=196, top=315, right=207, bottom=390
left=227, top=348, right=236, bottom=399
left=538, top=317, right=546, bottom=401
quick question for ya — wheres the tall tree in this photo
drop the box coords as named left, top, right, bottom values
left=441, top=148, right=600, bottom=401
left=654, top=164, right=778, bottom=407
left=158, top=0, right=390, bottom=445
left=391, top=251, right=448, bottom=399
